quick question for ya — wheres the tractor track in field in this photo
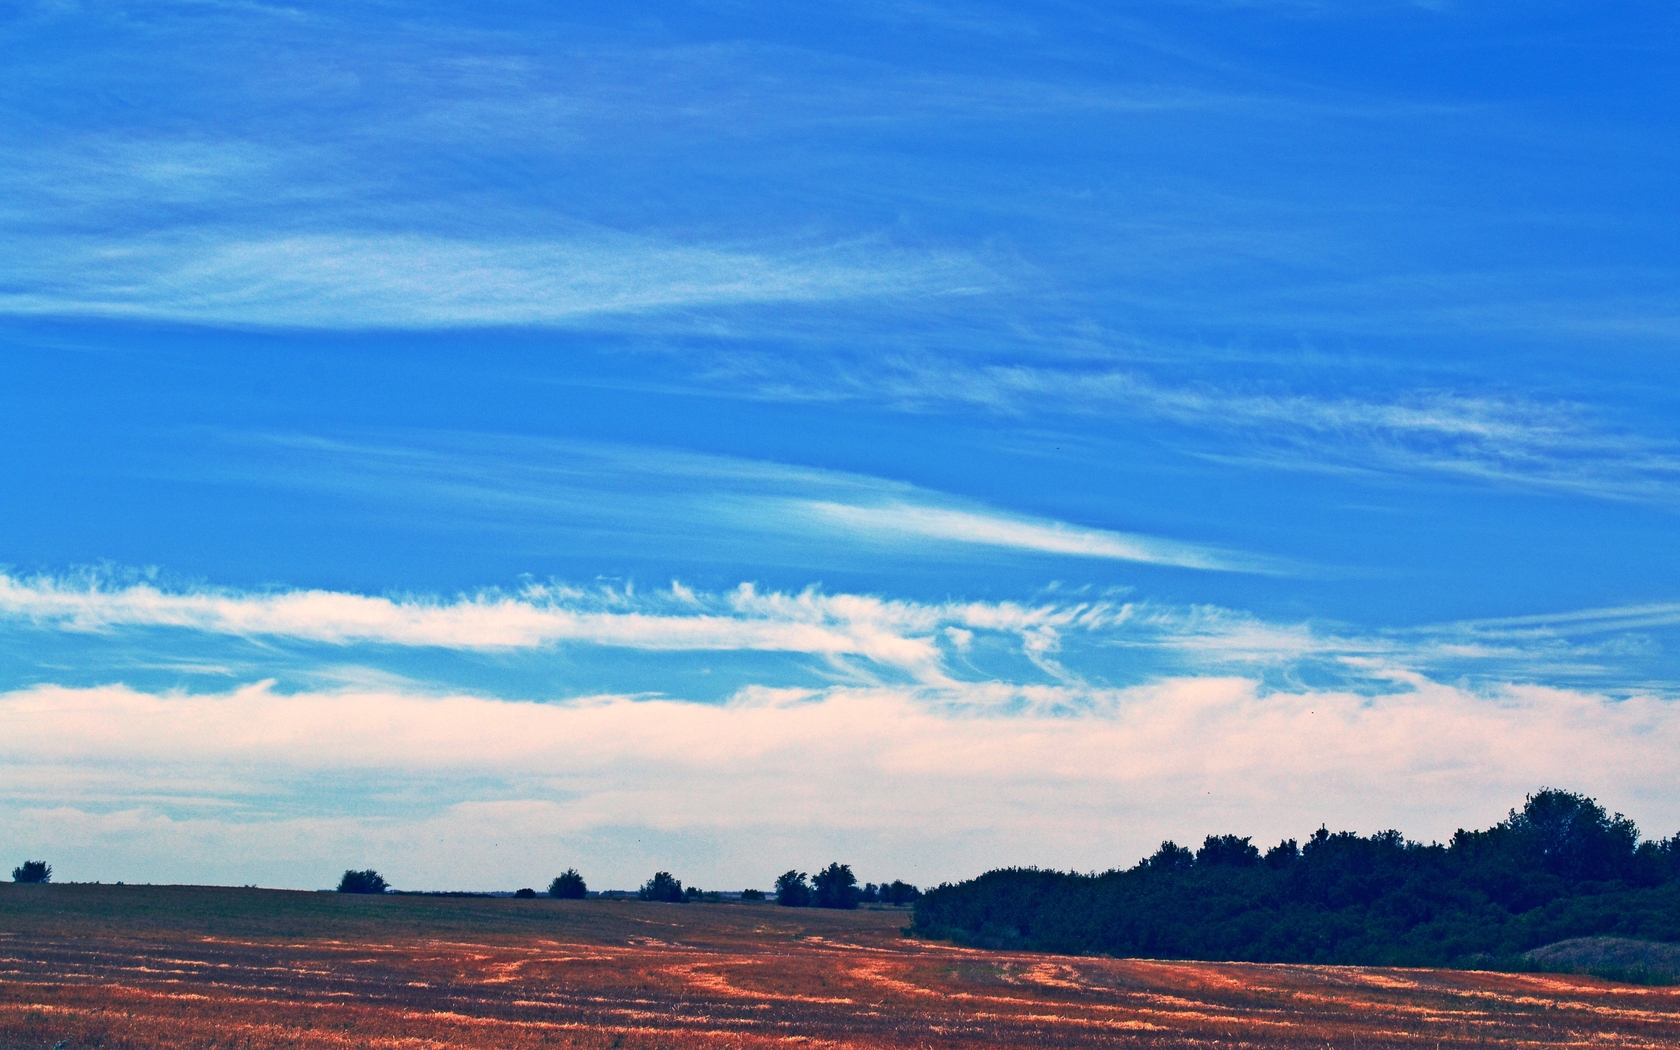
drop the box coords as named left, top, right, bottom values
left=4, top=886, right=1680, bottom=1048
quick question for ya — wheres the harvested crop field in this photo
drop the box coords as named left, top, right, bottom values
left=3, top=884, right=1679, bottom=1049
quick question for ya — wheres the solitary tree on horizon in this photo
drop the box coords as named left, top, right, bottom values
left=549, top=869, right=587, bottom=899
left=337, top=869, right=389, bottom=894
left=12, top=860, right=50, bottom=884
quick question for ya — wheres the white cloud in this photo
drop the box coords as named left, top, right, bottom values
left=0, top=232, right=986, bottom=328
left=798, top=501, right=1276, bottom=572
left=1419, top=602, right=1680, bottom=639
left=5, top=571, right=1676, bottom=697
left=194, top=431, right=1263, bottom=573
left=0, top=574, right=950, bottom=676
left=760, top=359, right=1680, bottom=506
left=2, top=675, right=1677, bottom=890
left=0, top=573, right=1145, bottom=687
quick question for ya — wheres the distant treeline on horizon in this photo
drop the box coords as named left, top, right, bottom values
left=320, top=863, right=919, bottom=908
left=912, top=790, right=1680, bottom=972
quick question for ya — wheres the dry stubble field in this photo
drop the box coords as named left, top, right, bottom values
left=3, top=884, right=1678, bottom=1049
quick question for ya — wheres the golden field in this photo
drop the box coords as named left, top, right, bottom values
left=2, top=883, right=1678, bottom=1048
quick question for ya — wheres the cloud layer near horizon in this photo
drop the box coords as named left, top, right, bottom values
left=3, top=675, right=1677, bottom=891
left=4, top=567, right=1679, bottom=891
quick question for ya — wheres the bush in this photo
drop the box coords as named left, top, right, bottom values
left=514, top=887, right=537, bottom=898
left=12, top=860, right=50, bottom=884
left=741, top=888, right=766, bottom=901
left=549, top=869, right=587, bottom=899
left=336, top=869, right=388, bottom=894
left=774, top=870, right=810, bottom=907
left=812, top=862, right=860, bottom=909
left=639, top=871, right=685, bottom=903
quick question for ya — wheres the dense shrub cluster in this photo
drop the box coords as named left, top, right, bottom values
left=639, top=871, right=686, bottom=902
left=336, top=869, right=389, bottom=894
left=913, top=790, right=1680, bottom=966
left=773, top=865, right=918, bottom=907
left=864, top=879, right=922, bottom=905
left=12, top=861, right=51, bottom=884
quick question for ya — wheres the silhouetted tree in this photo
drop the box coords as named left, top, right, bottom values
left=1502, top=788, right=1639, bottom=882
left=1264, top=839, right=1300, bottom=869
left=12, top=860, right=50, bottom=884
left=639, top=871, right=685, bottom=903
left=882, top=879, right=920, bottom=905
left=812, top=862, right=860, bottom=909
left=514, top=887, right=537, bottom=898
left=1634, top=833, right=1680, bottom=886
left=774, top=870, right=810, bottom=907
left=549, top=869, right=587, bottom=899
left=1197, top=834, right=1260, bottom=868
left=1143, top=841, right=1194, bottom=874
left=860, top=882, right=880, bottom=903
left=336, top=869, right=388, bottom=894
left=741, top=888, right=766, bottom=901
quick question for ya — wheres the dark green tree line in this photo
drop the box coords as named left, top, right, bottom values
left=913, top=790, right=1680, bottom=967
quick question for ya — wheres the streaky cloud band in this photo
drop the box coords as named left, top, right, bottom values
left=3, top=570, right=1676, bottom=698
left=0, top=574, right=937, bottom=672
left=0, top=232, right=989, bottom=329
left=0, top=572, right=1130, bottom=684
left=191, top=430, right=1271, bottom=574
left=798, top=499, right=1282, bottom=573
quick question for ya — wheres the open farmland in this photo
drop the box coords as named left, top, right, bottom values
left=3, top=884, right=1680, bottom=1049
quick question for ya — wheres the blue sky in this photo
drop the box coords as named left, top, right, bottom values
left=3, top=0, right=1679, bottom=891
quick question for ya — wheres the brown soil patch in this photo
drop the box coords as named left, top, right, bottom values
left=2, top=884, right=1678, bottom=1048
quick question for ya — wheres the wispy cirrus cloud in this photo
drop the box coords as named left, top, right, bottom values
left=181, top=431, right=1266, bottom=572
left=733, top=357, right=1680, bottom=506
left=0, top=573, right=946, bottom=678
left=0, top=572, right=1131, bottom=686
left=1426, top=603, right=1680, bottom=638
left=4, top=571, right=1676, bottom=698
left=798, top=501, right=1280, bottom=572
left=0, top=232, right=988, bottom=328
